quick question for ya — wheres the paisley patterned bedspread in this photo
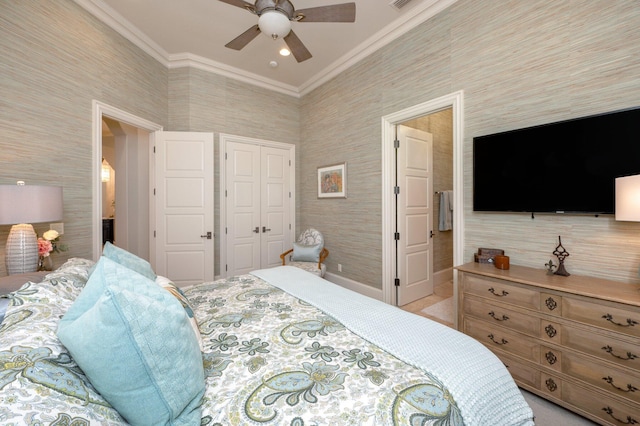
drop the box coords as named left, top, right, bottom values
left=0, top=259, right=534, bottom=425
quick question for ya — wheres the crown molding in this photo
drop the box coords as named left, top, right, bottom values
left=74, top=0, right=170, bottom=66
left=168, top=53, right=301, bottom=98
left=74, top=0, right=458, bottom=98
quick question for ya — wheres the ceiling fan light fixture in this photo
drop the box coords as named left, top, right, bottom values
left=258, top=10, right=291, bottom=40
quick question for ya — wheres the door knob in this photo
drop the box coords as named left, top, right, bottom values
left=263, top=226, right=271, bottom=233
left=200, top=231, right=212, bottom=239
left=253, top=227, right=260, bottom=233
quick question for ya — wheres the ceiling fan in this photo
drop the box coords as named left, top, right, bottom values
left=219, top=0, right=356, bottom=63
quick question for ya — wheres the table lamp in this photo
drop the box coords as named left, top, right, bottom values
left=615, top=174, right=640, bottom=222
left=0, top=181, right=63, bottom=275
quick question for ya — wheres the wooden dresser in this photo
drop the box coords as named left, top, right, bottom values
left=457, top=262, right=640, bottom=425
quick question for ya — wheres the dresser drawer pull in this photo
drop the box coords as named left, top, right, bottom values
left=488, top=334, right=508, bottom=345
left=602, top=406, right=638, bottom=425
left=488, top=311, right=509, bottom=321
left=602, top=314, right=639, bottom=328
left=602, top=345, right=639, bottom=361
left=602, top=376, right=639, bottom=393
left=487, top=287, right=509, bottom=297
left=545, top=378, right=557, bottom=392
left=544, top=324, right=557, bottom=338
left=544, top=297, right=558, bottom=311
left=545, top=351, right=557, bottom=365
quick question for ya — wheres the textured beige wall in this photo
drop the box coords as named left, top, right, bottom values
left=300, top=0, right=640, bottom=287
left=0, top=0, right=168, bottom=275
left=2, top=0, right=640, bottom=288
left=0, top=1, right=300, bottom=277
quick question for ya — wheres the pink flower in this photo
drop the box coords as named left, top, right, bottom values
left=38, top=238, right=53, bottom=257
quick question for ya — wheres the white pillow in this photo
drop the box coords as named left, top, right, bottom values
left=156, top=275, right=204, bottom=351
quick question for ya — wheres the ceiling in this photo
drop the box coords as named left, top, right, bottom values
left=75, top=0, right=456, bottom=97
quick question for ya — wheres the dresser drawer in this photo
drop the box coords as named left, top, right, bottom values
left=562, top=326, right=640, bottom=374
left=563, top=352, right=640, bottom=405
left=498, top=352, right=540, bottom=389
left=539, top=373, right=563, bottom=399
left=463, top=296, right=540, bottom=337
left=540, top=292, right=562, bottom=317
left=563, top=381, right=640, bottom=426
left=563, top=297, right=640, bottom=339
left=462, top=274, right=539, bottom=311
left=463, top=318, right=540, bottom=362
left=540, top=345, right=563, bottom=372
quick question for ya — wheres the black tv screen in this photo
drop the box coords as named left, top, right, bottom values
left=473, top=107, right=640, bottom=215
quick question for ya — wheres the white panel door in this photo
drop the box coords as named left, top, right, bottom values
left=397, top=125, right=433, bottom=306
left=226, top=142, right=261, bottom=275
left=261, top=146, right=290, bottom=268
left=154, top=131, right=214, bottom=286
left=224, top=140, right=292, bottom=276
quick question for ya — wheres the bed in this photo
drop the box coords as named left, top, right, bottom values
left=0, top=252, right=534, bottom=425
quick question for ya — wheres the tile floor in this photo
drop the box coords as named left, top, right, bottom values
left=399, top=280, right=454, bottom=328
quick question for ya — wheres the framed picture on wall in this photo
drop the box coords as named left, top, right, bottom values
left=318, top=162, right=347, bottom=198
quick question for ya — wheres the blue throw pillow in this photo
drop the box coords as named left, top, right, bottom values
left=57, top=257, right=204, bottom=426
left=292, top=242, right=322, bottom=262
left=102, top=242, right=156, bottom=281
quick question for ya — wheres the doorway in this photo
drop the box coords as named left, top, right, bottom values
left=395, top=124, right=435, bottom=306
left=92, top=101, right=163, bottom=261
left=381, top=91, right=464, bottom=309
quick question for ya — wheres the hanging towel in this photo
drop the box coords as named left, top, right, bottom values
left=439, top=190, right=453, bottom=231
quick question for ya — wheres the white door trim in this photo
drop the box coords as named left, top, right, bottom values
left=381, top=91, right=464, bottom=306
left=219, top=133, right=296, bottom=279
left=92, top=100, right=163, bottom=261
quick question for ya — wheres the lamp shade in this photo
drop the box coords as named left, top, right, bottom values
left=258, top=10, right=291, bottom=39
left=0, top=183, right=63, bottom=225
left=615, top=174, right=640, bottom=221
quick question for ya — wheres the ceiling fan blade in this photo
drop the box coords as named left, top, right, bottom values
left=218, top=0, right=256, bottom=13
left=225, top=25, right=261, bottom=50
left=295, top=3, right=356, bottom=23
left=284, top=30, right=312, bottom=62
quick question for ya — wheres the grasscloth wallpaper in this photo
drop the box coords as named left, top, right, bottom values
left=301, top=0, right=640, bottom=287
left=0, top=0, right=168, bottom=275
left=0, top=1, right=300, bottom=276
left=2, top=0, right=640, bottom=290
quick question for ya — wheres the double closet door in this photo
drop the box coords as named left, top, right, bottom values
left=223, top=136, right=294, bottom=277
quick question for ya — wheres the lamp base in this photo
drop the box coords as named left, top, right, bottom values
left=6, top=223, right=38, bottom=275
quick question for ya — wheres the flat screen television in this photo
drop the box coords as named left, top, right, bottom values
left=473, top=107, right=640, bottom=215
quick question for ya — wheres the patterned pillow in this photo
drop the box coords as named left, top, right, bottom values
left=102, top=242, right=156, bottom=281
left=156, top=275, right=204, bottom=351
left=57, top=257, right=204, bottom=426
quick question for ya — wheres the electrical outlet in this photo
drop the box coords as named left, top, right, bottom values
left=338, top=264, right=342, bottom=272
left=50, top=222, right=64, bottom=235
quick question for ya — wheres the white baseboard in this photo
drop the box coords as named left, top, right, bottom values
left=325, top=268, right=453, bottom=302
left=434, top=267, right=453, bottom=286
left=324, top=272, right=383, bottom=301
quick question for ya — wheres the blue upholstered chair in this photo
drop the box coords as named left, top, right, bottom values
left=280, top=228, right=329, bottom=277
